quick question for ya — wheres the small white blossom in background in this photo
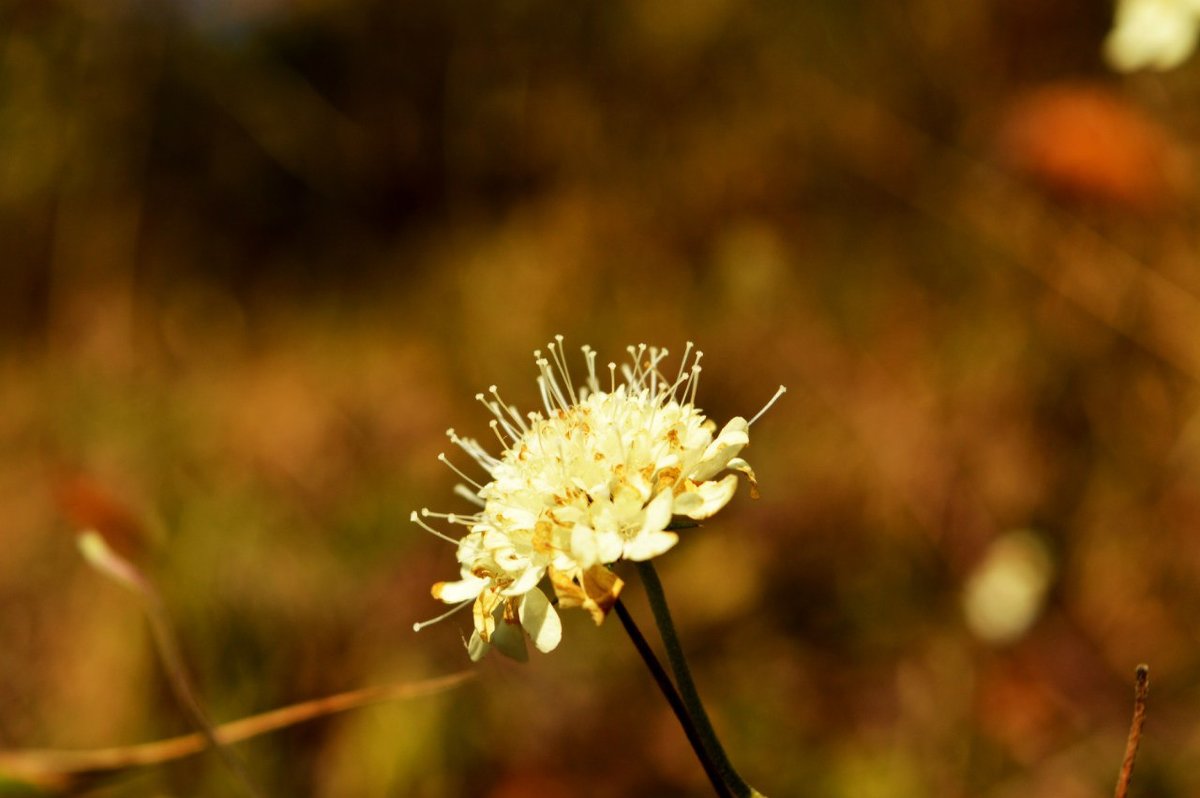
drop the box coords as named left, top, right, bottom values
left=1105, top=0, right=1200, bottom=72
left=412, top=337, right=785, bottom=660
left=962, top=530, right=1054, bottom=645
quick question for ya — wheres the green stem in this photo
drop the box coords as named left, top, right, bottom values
left=614, top=599, right=734, bottom=798
left=635, top=560, right=760, bottom=798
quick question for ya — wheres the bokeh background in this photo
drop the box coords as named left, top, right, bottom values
left=3, top=0, right=1200, bottom=795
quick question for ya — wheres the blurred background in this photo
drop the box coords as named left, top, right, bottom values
left=3, top=0, right=1200, bottom=795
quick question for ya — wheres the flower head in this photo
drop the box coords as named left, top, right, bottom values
left=413, top=337, right=784, bottom=660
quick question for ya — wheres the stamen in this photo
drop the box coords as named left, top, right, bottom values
left=549, top=335, right=578, bottom=405
left=608, top=361, right=617, bottom=393
left=488, top=420, right=511, bottom=452
left=648, top=346, right=667, bottom=396
left=476, top=393, right=523, bottom=442
left=447, top=429, right=500, bottom=469
left=670, top=341, right=695, bottom=400
left=411, top=510, right=459, bottom=545
left=438, top=453, right=485, bottom=490
left=537, top=357, right=571, bottom=411
left=536, top=375, right=553, bottom=416
left=453, top=484, right=485, bottom=507
left=624, top=344, right=648, bottom=389
left=620, top=361, right=635, bottom=388
left=412, top=598, right=473, bottom=632
left=422, top=508, right=481, bottom=526
left=581, top=345, right=600, bottom=395
left=748, top=385, right=788, bottom=426
left=489, top=385, right=530, bottom=433
left=527, top=416, right=548, bottom=457
left=492, top=402, right=524, bottom=441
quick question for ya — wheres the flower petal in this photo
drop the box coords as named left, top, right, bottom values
left=672, top=489, right=703, bottom=516
left=596, top=529, right=624, bottom=564
left=690, top=417, right=749, bottom=481
left=571, top=523, right=599, bottom=568
left=684, top=473, right=739, bottom=520
left=639, top=489, right=674, bottom=538
left=500, top=565, right=543, bottom=596
left=623, top=528, right=679, bottom=561
left=432, top=574, right=487, bottom=604
left=519, top=588, right=562, bottom=652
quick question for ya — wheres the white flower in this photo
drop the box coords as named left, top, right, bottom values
left=412, top=337, right=785, bottom=660
left=1105, top=0, right=1200, bottom=72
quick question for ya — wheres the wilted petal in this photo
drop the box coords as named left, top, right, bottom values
left=519, top=588, right=562, bottom=652
left=727, top=456, right=759, bottom=499
left=473, top=590, right=501, bottom=641
left=549, top=565, right=623, bottom=624
left=492, top=619, right=530, bottom=662
left=467, top=629, right=491, bottom=662
left=684, top=474, right=739, bottom=520
left=549, top=567, right=587, bottom=609
left=580, top=565, right=623, bottom=624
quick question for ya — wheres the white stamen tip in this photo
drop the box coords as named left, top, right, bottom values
left=412, top=598, right=474, bottom=632
left=748, top=384, right=788, bottom=426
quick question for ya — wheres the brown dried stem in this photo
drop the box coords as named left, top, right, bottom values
left=1114, top=664, right=1150, bottom=798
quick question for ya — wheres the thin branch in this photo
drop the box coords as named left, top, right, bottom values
left=77, top=531, right=260, bottom=797
left=1115, top=664, right=1150, bottom=798
left=0, top=671, right=474, bottom=794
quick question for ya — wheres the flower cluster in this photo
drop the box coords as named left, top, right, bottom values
left=413, top=338, right=783, bottom=660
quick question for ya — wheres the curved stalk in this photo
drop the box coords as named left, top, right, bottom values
left=614, top=599, right=734, bottom=798
left=635, top=560, right=762, bottom=798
